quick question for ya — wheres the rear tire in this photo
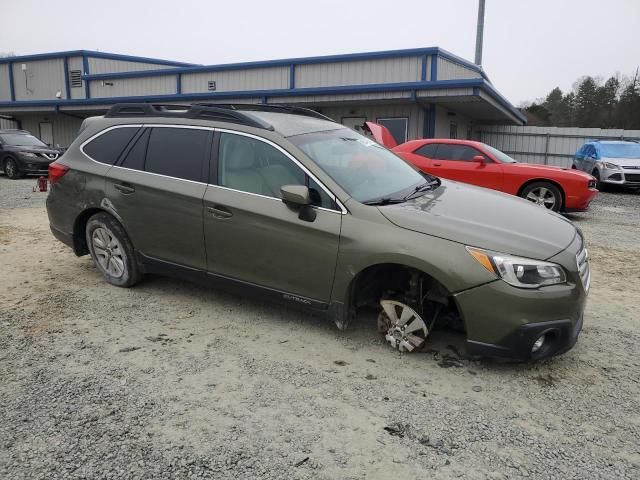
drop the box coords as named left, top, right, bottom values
left=86, top=213, right=141, bottom=287
left=520, top=181, right=563, bottom=212
left=4, top=157, right=24, bottom=179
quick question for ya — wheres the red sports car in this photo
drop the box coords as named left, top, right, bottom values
left=366, top=123, right=598, bottom=212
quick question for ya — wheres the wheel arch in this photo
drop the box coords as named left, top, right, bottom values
left=517, top=178, right=566, bottom=210
left=72, top=207, right=128, bottom=256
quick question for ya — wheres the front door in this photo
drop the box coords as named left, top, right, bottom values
left=430, top=143, right=504, bottom=190
left=203, top=131, right=342, bottom=303
left=39, top=122, right=53, bottom=146
left=105, top=126, right=211, bottom=270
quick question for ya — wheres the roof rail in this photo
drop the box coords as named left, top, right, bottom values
left=194, top=103, right=335, bottom=122
left=104, top=103, right=274, bottom=130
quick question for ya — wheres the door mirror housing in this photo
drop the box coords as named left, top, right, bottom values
left=472, top=155, right=486, bottom=164
left=280, top=185, right=311, bottom=206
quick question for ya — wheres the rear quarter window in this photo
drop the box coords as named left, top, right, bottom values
left=82, top=127, right=140, bottom=165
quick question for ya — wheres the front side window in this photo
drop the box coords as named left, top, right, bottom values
left=289, top=128, right=427, bottom=203
left=145, top=127, right=210, bottom=182
left=433, top=144, right=485, bottom=162
left=218, top=133, right=334, bottom=209
left=0, top=133, right=48, bottom=147
left=83, top=127, right=140, bottom=165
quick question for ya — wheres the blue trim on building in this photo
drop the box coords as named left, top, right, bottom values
left=428, top=106, right=437, bottom=138
left=82, top=56, right=91, bottom=99
left=8, top=62, right=15, bottom=101
left=420, top=55, right=427, bottom=81
left=63, top=57, right=71, bottom=99
left=176, top=73, right=182, bottom=94
left=430, top=54, right=438, bottom=82
left=289, top=65, right=295, bottom=89
left=0, top=50, right=196, bottom=67
left=422, top=106, right=430, bottom=138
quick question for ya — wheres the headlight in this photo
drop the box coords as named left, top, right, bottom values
left=466, top=247, right=567, bottom=289
left=20, top=152, right=37, bottom=158
left=603, top=162, right=620, bottom=170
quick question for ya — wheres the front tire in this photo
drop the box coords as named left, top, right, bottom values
left=520, top=181, right=563, bottom=212
left=86, top=213, right=141, bottom=287
left=4, top=157, right=24, bottom=179
left=592, top=169, right=606, bottom=191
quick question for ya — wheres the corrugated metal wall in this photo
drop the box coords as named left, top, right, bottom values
left=12, top=59, right=66, bottom=101
left=68, top=56, right=86, bottom=99
left=295, top=57, right=422, bottom=88
left=0, top=64, right=10, bottom=101
left=19, top=114, right=83, bottom=148
left=87, top=58, right=178, bottom=74
left=181, top=67, right=289, bottom=94
left=477, top=126, right=640, bottom=167
left=0, top=116, right=19, bottom=129
left=437, top=58, right=481, bottom=81
left=90, top=75, right=177, bottom=98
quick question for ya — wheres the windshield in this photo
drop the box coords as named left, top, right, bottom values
left=0, top=133, right=48, bottom=147
left=482, top=144, right=517, bottom=163
left=599, top=143, right=640, bottom=159
left=289, top=128, right=429, bottom=203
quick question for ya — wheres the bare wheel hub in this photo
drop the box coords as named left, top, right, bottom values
left=377, top=300, right=428, bottom=352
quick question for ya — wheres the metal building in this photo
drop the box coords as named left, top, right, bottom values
left=0, top=48, right=525, bottom=148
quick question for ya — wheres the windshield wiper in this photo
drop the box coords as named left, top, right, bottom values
left=402, top=178, right=441, bottom=200
left=362, top=197, right=407, bottom=206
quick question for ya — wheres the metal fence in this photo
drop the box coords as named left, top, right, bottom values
left=477, top=126, right=640, bottom=167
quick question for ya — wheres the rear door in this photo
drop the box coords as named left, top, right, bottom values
left=427, top=143, right=504, bottom=190
left=203, top=130, right=342, bottom=304
left=105, top=125, right=211, bottom=270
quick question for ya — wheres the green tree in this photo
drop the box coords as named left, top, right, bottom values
left=617, top=71, right=640, bottom=129
left=574, top=76, right=600, bottom=127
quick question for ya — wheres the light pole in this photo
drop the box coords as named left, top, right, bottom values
left=475, top=0, right=486, bottom=66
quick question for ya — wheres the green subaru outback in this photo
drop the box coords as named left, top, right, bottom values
left=46, top=103, right=589, bottom=360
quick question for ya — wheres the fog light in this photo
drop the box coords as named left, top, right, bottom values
left=531, top=335, right=546, bottom=353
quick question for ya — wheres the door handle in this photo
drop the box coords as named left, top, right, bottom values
left=433, top=163, right=442, bottom=166
left=114, top=183, right=135, bottom=194
left=206, top=205, right=233, bottom=219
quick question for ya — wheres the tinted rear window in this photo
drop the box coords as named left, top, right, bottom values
left=145, top=127, right=210, bottom=181
left=83, top=127, right=139, bottom=165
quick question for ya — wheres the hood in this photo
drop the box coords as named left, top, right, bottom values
left=7, top=145, right=60, bottom=158
left=365, top=121, right=398, bottom=148
left=509, top=162, right=593, bottom=180
left=602, top=156, right=640, bottom=168
left=378, top=180, right=577, bottom=260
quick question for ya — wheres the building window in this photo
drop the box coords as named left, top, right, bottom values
left=449, top=122, right=458, bottom=139
left=376, top=117, right=408, bottom=144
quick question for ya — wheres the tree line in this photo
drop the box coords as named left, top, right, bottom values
left=523, top=70, right=640, bottom=130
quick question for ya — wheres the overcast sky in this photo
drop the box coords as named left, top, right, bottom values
left=3, top=0, right=639, bottom=106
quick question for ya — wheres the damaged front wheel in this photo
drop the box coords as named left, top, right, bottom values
left=377, top=300, right=428, bottom=352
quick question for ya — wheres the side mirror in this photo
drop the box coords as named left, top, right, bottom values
left=281, top=185, right=311, bottom=206
left=280, top=185, right=316, bottom=222
left=472, top=155, right=486, bottom=164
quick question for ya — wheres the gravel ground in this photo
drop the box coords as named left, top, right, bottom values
left=1, top=176, right=639, bottom=479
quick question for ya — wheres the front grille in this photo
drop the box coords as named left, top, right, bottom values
left=624, top=173, right=640, bottom=182
left=38, top=153, right=58, bottom=161
left=621, top=165, right=640, bottom=170
left=576, top=242, right=590, bottom=292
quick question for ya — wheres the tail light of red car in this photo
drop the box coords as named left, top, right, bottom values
left=48, top=161, right=70, bottom=185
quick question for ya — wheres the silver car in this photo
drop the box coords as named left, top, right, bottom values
left=573, top=140, right=640, bottom=188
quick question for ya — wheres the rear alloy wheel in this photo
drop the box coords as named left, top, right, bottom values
left=521, top=182, right=562, bottom=212
left=86, top=213, right=141, bottom=287
left=377, top=300, right=428, bottom=352
left=4, top=158, right=23, bottom=179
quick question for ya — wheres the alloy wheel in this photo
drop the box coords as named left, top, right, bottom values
left=377, top=300, right=428, bottom=352
left=91, top=227, right=126, bottom=278
left=525, top=186, right=557, bottom=210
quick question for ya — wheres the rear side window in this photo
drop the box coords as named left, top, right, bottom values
left=414, top=143, right=438, bottom=158
left=145, top=127, right=210, bottom=182
left=83, top=127, right=139, bottom=165
left=120, top=129, right=149, bottom=171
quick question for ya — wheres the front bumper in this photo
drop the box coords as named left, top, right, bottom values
left=454, top=239, right=587, bottom=361
left=564, top=187, right=598, bottom=212
left=601, top=168, right=640, bottom=186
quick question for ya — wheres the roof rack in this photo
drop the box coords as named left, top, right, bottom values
left=194, top=103, right=334, bottom=122
left=104, top=103, right=274, bottom=130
